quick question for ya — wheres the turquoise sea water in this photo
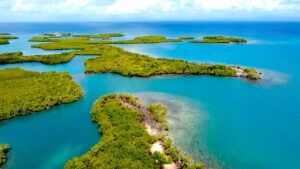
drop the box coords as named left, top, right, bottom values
left=0, top=22, right=300, bottom=169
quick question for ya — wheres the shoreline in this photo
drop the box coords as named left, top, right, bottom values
left=135, top=92, right=225, bottom=169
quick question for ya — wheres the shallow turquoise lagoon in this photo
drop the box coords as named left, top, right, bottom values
left=0, top=22, right=300, bottom=169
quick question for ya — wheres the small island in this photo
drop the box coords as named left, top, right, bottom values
left=29, top=32, right=73, bottom=42
left=0, top=68, right=83, bottom=122
left=65, top=94, right=203, bottom=169
left=0, top=144, right=10, bottom=169
left=0, top=33, right=18, bottom=45
left=190, top=36, right=247, bottom=44
left=73, top=33, right=124, bottom=40
left=0, top=52, right=77, bottom=65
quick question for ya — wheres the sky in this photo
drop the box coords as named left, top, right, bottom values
left=0, top=0, right=300, bottom=22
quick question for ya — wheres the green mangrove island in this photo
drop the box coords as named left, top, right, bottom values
left=0, top=68, right=83, bottom=122
left=0, top=144, right=10, bottom=169
left=0, top=52, right=76, bottom=65
left=9, top=33, right=259, bottom=80
left=65, top=94, right=203, bottom=169
left=191, top=36, right=247, bottom=43
left=0, top=33, right=18, bottom=45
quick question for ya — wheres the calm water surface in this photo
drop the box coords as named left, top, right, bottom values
left=0, top=22, right=299, bottom=169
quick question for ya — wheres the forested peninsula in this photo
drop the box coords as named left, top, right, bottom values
left=65, top=94, right=203, bottom=169
left=0, top=33, right=18, bottom=45
left=0, top=68, right=83, bottom=122
left=0, top=33, right=259, bottom=80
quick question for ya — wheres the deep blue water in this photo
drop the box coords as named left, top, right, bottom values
left=0, top=22, right=300, bottom=169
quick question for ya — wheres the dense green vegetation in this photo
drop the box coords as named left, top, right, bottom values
left=65, top=94, right=203, bottom=169
left=29, top=36, right=60, bottom=42
left=84, top=45, right=237, bottom=77
left=0, top=52, right=76, bottom=65
left=191, top=36, right=247, bottom=43
left=95, top=35, right=184, bottom=44
left=148, top=103, right=169, bottom=130
left=0, top=68, right=83, bottom=122
left=0, top=34, right=18, bottom=45
left=29, top=32, right=73, bottom=42
left=74, top=33, right=124, bottom=40
left=0, top=144, right=10, bottom=169
left=65, top=94, right=158, bottom=169
left=0, top=39, right=8, bottom=45
left=243, top=68, right=261, bottom=80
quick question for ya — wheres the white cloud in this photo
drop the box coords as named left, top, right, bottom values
left=2, top=0, right=300, bottom=21
left=105, top=0, right=300, bottom=14
left=192, top=0, right=284, bottom=11
left=10, top=0, right=97, bottom=14
left=105, top=0, right=178, bottom=14
left=11, top=0, right=34, bottom=12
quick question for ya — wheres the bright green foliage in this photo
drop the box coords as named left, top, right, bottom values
left=96, top=35, right=182, bottom=44
left=29, top=32, right=72, bottom=42
left=29, top=36, right=59, bottom=42
left=0, top=52, right=76, bottom=65
left=0, top=36, right=18, bottom=40
left=0, top=34, right=18, bottom=45
left=243, top=68, right=261, bottom=80
left=0, top=68, right=83, bottom=122
left=148, top=104, right=169, bottom=130
left=0, top=144, right=10, bottom=169
left=0, top=39, right=8, bottom=45
left=152, top=152, right=171, bottom=166
left=191, top=36, right=247, bottom=44
left=162, top=138, right=205, bottom=169
left=74, top=33, right=124, bottom=40
left=65, top=94, right=158, bottom=169
left=127, top=36, right=180, bottom=43
left=84, top=45, right=237, bottom=77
